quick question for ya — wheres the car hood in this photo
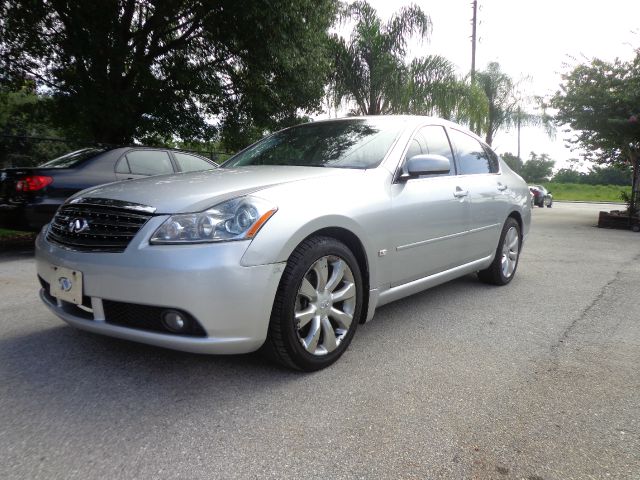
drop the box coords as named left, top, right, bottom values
left=76, top=166, right=350, bottom=214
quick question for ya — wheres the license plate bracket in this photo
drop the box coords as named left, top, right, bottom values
left=48, top=265, right=84, bottom=305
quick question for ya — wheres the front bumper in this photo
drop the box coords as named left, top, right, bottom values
left=35, top=219, right=285, bottom=354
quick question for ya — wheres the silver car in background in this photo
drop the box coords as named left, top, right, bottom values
left=35, top=116, right=531, bottom=371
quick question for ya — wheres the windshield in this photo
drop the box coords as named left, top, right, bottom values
left=39, top=148, right=106, bottom=168
left=222, top=119, right=403, bottom=170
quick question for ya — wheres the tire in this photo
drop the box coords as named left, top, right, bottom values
left=546, top=198, right=553, bottom=208
left=478, top=217, right=521, bottom=286
left=263, top=236, right=363, bottom=371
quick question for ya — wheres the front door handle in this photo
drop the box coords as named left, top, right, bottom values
left=454, top=187, right=469, bottom=198
left=497, top=183, right=508, bottom=191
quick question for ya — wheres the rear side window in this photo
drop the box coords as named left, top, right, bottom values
left=39, top=148, right=106, bottom=168
left=174, top=152, right=215, bottom=172
left=449, top=129, right=496, bottom=175
left=483, top=146, right=501, bottom=173
left=125, top=150, right=174, bottom=175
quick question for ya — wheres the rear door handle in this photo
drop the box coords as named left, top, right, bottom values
left=497, top=183, right=508, bottom=191
left=454, top=187, right=469, bottom=198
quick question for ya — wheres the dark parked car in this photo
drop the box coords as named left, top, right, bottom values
left=0, top=147, right=217, bottom=230
left=529, top=185, right=553, bottom=208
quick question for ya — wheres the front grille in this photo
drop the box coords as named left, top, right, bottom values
left=46, top=199, right=154, bottom=252
left=102, top=300, right=206, bottom=337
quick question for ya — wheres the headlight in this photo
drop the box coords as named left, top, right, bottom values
left=150, top=196, right=277, bottom=244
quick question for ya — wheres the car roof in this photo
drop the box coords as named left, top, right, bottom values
left=309, top=115, right=487, bottom=144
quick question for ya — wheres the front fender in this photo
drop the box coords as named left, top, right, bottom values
left=241, top=214, right=377, bottom=283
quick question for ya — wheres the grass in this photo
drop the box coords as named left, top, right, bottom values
left=542, top=182, right=630, bottom=203
left=0, top=227, right=31, bottom=238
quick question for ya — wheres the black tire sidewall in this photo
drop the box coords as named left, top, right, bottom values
left=496, top=218, right=521, bottom=284
left=277, top=238, right=363, bottom=371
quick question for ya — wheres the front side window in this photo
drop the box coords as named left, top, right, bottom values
left=449, top=129, right=495, bottom=175
left=419, top=125, right=455, bottom=175
left=223, top=119, right=403, bottom=170
left=126, top=150, right=174, bottom=176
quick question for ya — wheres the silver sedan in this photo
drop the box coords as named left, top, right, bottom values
left=35, top=116, right=531, bottom=371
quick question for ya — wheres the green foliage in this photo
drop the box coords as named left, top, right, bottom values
left=1, top=0, right=337, bottom=149
left=330, top=1, right=486, bottom=123
left=500, top=152, right=523, bottom=174
left=553, top=164, right=631, bottom=186
left=552, top=168, right=583, bottom=184
left=521, top=152, right=555, bottom=183
left=552, top=50, right=640, bottom=212
left=542, top=182, right=630, bottom=203
left=0, top=83, right=77, bottom=166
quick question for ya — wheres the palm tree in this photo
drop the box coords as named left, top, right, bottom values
left=330, top=1, right=486, bottom=122
left=475, top=62, right=552, bottom=148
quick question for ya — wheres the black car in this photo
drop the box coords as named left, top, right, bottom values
left=529, top=185, right=553, bottom=208
left=0, top=147, right=217, bottom=230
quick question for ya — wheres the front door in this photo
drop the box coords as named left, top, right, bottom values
left=389, top=125, right=472, bottom=286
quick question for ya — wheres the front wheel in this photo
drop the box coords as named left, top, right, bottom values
left=264, top=236, right=363, bottom=371
left=478, top=217, right=521, bottom=286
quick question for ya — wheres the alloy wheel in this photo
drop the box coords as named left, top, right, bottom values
left=294, top=255, right=357, bottom=356
left=500, top=226, right=520, bottom=278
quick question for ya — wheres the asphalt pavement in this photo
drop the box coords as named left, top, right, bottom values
left=1, top=202, right=639, bottom=479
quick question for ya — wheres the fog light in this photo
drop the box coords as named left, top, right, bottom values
left=161, top=310, right=187, bottom=332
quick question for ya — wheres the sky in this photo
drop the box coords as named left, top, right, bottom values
left=330, top=0, right=640, bottom=170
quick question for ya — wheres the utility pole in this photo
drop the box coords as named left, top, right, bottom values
left=471, top=0, right=477, bottom=84
left=517, top=106, right=522, bottom=159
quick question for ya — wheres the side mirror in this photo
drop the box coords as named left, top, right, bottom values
left=404, top=154, right=451, bottom=179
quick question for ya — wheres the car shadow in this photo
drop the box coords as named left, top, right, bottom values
left=0, top=273, right=503, bottom=429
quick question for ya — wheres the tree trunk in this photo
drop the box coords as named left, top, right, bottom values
left=630, top=148, right=639, bottom=216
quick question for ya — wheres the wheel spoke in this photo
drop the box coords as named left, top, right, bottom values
left=325, top=259, right=346, bottom=292
left=320, top=316, right=337, bottom=352
left=298, top=278, right=317, bottom=301
left=331, top=282, right=355, bottom=303
left=303, top=318, right=321, bottom=352
left=313, top=257, right=329, bottom=291
left=295, top=307, right=315, bottom=329
left=329, top=307, right=352, bottom=330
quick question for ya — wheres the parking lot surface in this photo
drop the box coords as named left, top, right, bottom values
left=1, top=202, right=639, bottom=479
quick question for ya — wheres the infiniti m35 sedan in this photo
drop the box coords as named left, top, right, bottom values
left=35, top=116, right=531, bottom=371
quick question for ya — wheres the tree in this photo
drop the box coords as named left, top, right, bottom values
left=330, top=1, right=486, bottom=124
left=0, top=0, right=337, bottom=148
left=0, top=81, right=78, bottom=166
left=552, top=168, right=584, bottom=184
left=475, top=62, right=550, bottom=147
left=520, top=152, right=555, bottom=183
left=500, top=152, right=523, bottom=175
left=552, top=51, right=640, bottom=213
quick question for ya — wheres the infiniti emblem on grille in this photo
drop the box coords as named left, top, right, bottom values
left=68, top=218, right=90, bottom=234
left=58, top=277, right=72, bottom=292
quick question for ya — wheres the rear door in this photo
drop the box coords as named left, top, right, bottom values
left=447, top=129, right=505, bottom=259
left=390, top=124, right=473, bottom=286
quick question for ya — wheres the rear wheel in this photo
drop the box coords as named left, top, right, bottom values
left=478, top=217, right=521, bottom=286
left=264, top=236, right=363, bottom=371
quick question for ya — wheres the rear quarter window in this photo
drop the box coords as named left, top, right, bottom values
left=125, top=150, right=174, bottom=175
